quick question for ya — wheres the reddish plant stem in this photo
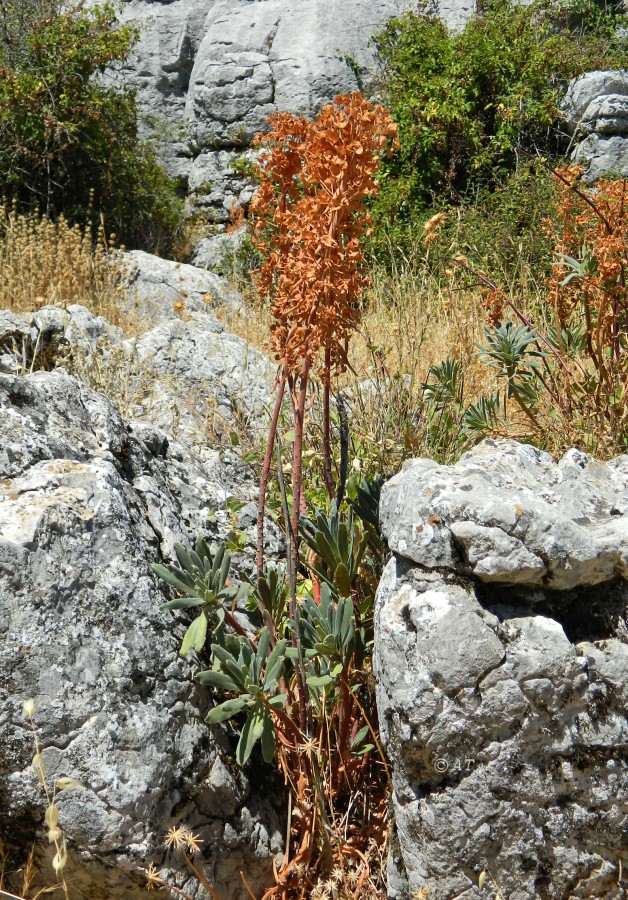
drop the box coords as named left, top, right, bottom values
left=256, top=369, right=287, bottom=579
left=289, top=357, right=311, bottom=606
left=290, top=355, right=312, bottom=733
left=322, top=348, right=335, bottom=500
left=223, top=608, right=255, bottom=645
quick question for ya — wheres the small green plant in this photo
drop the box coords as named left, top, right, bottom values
left=151, top=537, right=251, bottom=655
left=154, top=475, right=389, bottom=897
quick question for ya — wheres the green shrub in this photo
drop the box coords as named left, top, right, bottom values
left=427, top=160, right=560, bottom=283
left=370, top=0, right=628, bottom=256
left=0, top=0, right=182, bottom=253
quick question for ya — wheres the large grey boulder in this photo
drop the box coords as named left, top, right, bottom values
left=380, top=439, right=628, bottom=590
left=113, top=0, right=475, bottom=217
left=124, top=311, right=275, bottom=451
left=376, top=440, right=628, bottom=899
left=562, top=70, right=628, bottom=136
left=122, top=250, right=242, bottom=322
left=0, top=303, right=275, bottom=459
left=573, top=132, right=628, bottom=182
left=562, top=70, right=628, bottom=181
left=0, top=368, right=283, bottom=898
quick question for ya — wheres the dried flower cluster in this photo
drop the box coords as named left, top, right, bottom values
left=0, top=205, right=127, bottom=326
left=250, top=93, right=398, bottom=379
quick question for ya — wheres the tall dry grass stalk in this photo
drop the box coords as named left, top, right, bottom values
left=0, top=206, right=131, bottom=330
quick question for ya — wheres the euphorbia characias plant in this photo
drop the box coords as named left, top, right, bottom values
left=250, top=92, right=398, bottom=600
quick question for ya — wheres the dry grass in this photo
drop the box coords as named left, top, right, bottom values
left=0, top=206, right=137, bottom=332
left=221, top=231, right=556, bottom=475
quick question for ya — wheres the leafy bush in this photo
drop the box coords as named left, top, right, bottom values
left=371, top=0, right=628, bottom=254
left=0, top=0, right=182, bottom=252
left=427, top=161, right=559, bottom=283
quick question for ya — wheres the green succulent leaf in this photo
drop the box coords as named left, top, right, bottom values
left=334, top=562, right=352, bottom=597
left=260, top=708, right=276, bottom=763
left=205, top=696, right=251, bottom=724
left=236, top=702, right=265, bottom=766
left=180, top=613, right=208, bottom=657
left=263, top=639, right=287, bottom=690
left=159, top=596, right=206, bottom=611
left=196, top=670, right=240, bottom=692
left=307, top=673, right=335, bottom=689
left=151, top=563, right=196, bottom=595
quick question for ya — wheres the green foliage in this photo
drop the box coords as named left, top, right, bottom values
left=298, top=588, right=356, bottom=690
left=371, top=0, right=628, bottom=254
left=479, top=321, right=545, bottom=405
left=199, top=629, right=288, bottom=765
left=151, top=537, right=250, bottom=657
left=426, top=161, right=559, bottom=281
left=152, top=476, right=384, bottom=763
left=0, top=0, right=182, bottom=252
left=299, top=505, right=368, bottom=599
left=419, top=356, right=508, bottom=456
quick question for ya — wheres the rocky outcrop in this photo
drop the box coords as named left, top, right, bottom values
left=562, top=70, right=628, bottom=181
left=0, top=299, right=274, bottom=457
left=113, top=0, right=476, bottom=221
left=122, top=249, right=242, bottom=323
left=0, top=367, right=284, bottom=898
left=375, top=440, right=628, bottom=899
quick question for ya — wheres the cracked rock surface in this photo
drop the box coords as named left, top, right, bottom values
left=562, top=70, right=628, bottom=181
left=376, top=440, right=628, bottom=899
left=0, top=293, right=283, bottom=897
left=0, top=369, right=283, bottom=898
left=0, top=298, right=274, bottom=461
left=110, top=0, right=475, bottom=220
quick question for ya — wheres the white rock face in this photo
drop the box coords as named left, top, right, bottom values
left=376, top=440, right=628, bottom=899
left=380, top=439, right=628, bottom=590
left=0, top=294, right=275, bottom=458
left=113, top=0, right=476, bottom=218
left=562, top=70, right=628, bottom=181
left=122, top=249, right=242, bottom=322
left=0, top=368, right=283, bottom=898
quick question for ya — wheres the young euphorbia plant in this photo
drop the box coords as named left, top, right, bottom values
left=250, top=92, right=398, bottom=603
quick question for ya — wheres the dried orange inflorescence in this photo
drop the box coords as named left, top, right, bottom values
left=250, top=93, right=398, bottom=380
left=550, top=165, right=628, bottom=366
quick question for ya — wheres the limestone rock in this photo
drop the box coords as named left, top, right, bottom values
left=376, top=438, right=628, bottom=898
left=0, top=369, right=283, bottom=898
left=122, top=250, right=242, bottom=324
left=0, top=304, right=274, bottom=459
left=375, top=558, right=628, bottom=899
left=561, top=70, right=628, bottom=135
left=192, top=226, right=249, bottom=273
left=112, top=0, right=476, bottom=215
left=124, top=311, right=274, bottom=451
left=562, top=71, right=628, bottom=181
left=380, top=439, right=628, bottom=590
left=573, top=132, right=628, bottom=181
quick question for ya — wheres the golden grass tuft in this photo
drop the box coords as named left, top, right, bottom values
left=0, top=206, right=134, bottom=332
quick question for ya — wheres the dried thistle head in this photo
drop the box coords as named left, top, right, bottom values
left=165, top=825, right=203, bottom=855
left=145, top=863, right=165, bottom=891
